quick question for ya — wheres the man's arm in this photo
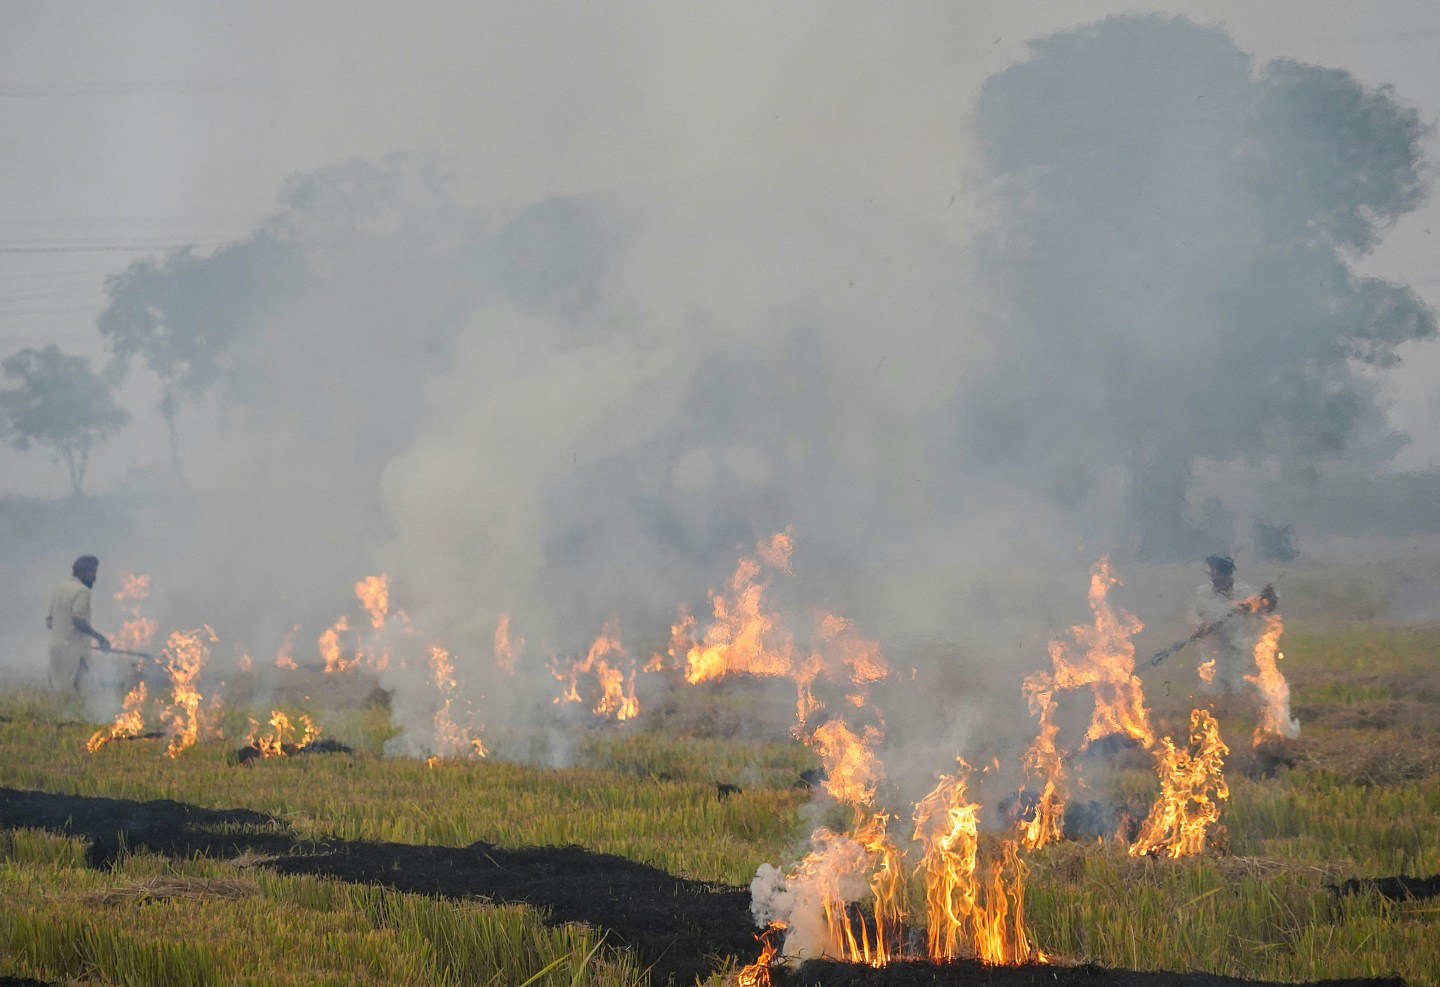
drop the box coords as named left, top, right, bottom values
left=72, top=617, right=110, bottom=651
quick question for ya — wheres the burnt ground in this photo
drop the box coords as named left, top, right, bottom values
left=0, top=786, right=1416, bottom=987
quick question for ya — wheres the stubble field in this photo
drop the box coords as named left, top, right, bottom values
left=0, top=620, right=1438, bottom=987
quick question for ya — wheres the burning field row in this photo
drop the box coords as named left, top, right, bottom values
left=1, top=534, right=1436, bottom=985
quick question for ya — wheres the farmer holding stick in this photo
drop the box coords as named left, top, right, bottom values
left=45, top=555, right=111, bottom=691
left=1193, top=554, right=1276, bottom=694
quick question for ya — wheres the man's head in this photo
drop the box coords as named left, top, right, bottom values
left=1205, top=554, right=1234, bottom=593
left=72, top=555, right=99, bottom=588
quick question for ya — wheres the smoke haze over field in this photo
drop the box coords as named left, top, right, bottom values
left=2, top=7, right=1439, bottom=763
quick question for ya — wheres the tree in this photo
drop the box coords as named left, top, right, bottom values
left=964, top=14, right=1436, bottom=559
left=98, top=233, right=294, bottom=482
left=0, top=345, right=129, bottom=497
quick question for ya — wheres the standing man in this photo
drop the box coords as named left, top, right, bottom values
left=46, top=555, right=111, bottom=690
left=1193, top=554, right=1276, bottom=694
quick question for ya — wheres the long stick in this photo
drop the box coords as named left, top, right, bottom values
left=1145, top=584, right=1278, bottom=668
left=91, top=646, right=155, bottom=660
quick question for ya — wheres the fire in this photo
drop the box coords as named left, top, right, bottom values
left=913, top=760, right=1035, bottom=964
left=318, top=615, right=354, bottom=673
left=275, top=625, right=299, bottom=670
left=160, top=626, right=216, bottom=758
left=355, top=574, right=389, bottom=629
left=1246, top=612, right=1299, bottom=743
left=244, top=709, right=320, bottom=759
left=494, top=612, right=522, bottom=675
left=735, top=928, right=781, bottom=987
left=1016, top=674, right=1066, bottom=850
left=685, top=531, right=795, bottom=683
left=648, top=605, right=695, bottom=674
left=110, top=572, right=157, bottom=652
left=428, top=645, right=487, bottom=759
left=1128, top=708, right=1229, bottom=858
left=86, top=680, right=149, bottom=752
left=808, top=719, right=886, bottom=806
left=1052, top=559, right=1154, bottom=750
left=552, top=619, right=640, bottom=721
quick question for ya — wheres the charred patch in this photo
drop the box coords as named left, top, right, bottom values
left=1333, top=874, right=1440, bottom=902
left=778, top=958, right=1405, bottom=986
left=230, top=737, right=356, bottom=765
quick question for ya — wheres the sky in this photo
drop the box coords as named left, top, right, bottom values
left=2, top=2, right=1440, bottom=765
left=2, top=2, right=1439, bottom=498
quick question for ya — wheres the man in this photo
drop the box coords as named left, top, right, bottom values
left=46, top=555, right=111, bottom=690
left=1192, top=554, right=1276, bottom=694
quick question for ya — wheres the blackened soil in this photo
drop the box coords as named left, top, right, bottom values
left=0, top=787, right=1409, bottom=987
left=231, top=737, right=356, bottom=765
left=1334, top=874, right=1440, bottom=901
left=779, top=959, right=1404, bottom=987
left=0, top=786, right=749, bottom=986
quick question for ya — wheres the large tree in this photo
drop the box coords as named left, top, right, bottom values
left=964, top=14, right=1436, bottom=559
left=98, top=233, right=296, bottom=481
left=0, top=345, right=129, bottom=497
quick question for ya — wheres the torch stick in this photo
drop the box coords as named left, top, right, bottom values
left=1145, top=583, right=1278, bottom=668
left=91, top=645, right=155, bottom=660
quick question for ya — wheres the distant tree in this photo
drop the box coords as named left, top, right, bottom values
left=966, top=15, right=1436, bottom=559
left=98, top=234, right=294, bottom=482
left=0, top=345, right=129, bottom=497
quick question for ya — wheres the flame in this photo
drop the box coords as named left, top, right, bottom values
left=244, top=709, right=320, bottom=759
left=808, top=719, right=886, bottom=806
left=110, top=572, right=156, bottom=653
left=1030, top=558, right=1154, bottom=752
left=648, top=605, right=695, bottom=674
left=1016, top=674, right=1066, bottom=850
left=275, top=625, right=299, bottom=670
left=160, top=626, right=216, bottom=758
left=318, top=615, right=355, bottom=673
left=1246, top=612, right=1299, bottom=743
left=86, top=680, right=149, bottom=752
left=1128, top=708, right=1229, bottom=858
left=685, top=532, right=795, bottom=683
left=494, top=612, right=522, bottom=675
left=355, top=574, right=389, bottom=630
left=913, top=760, right=1035, bottom=964
left=735, top=928, right=781, bottom=987
left=428, top=645, right=487, bottom=759
left=552, top=619, right=640, bottom=721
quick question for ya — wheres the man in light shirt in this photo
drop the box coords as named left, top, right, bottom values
left=46, top=555, right=112, bottom=691
left=1193, top=554, right=1276, bottom=694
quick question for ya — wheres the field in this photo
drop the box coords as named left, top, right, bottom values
left=1, top=620, right=1438, bottom=987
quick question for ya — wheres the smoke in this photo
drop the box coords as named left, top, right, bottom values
left=5, top=14, right=1435, bottom=773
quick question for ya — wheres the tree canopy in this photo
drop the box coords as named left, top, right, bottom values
left=0, top=345, right=129, bottom=497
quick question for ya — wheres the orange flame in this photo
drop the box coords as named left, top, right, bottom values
left=244, top=709, right=320, bottom=759
left=429, top=645, right=487, bottom=759
left=494, top=612, right=522, bottom=676
left=355, top=574, right=389, bottom=630
left=160, top=626, right=216, bottom=758
left=685, top=532, right=795, bottom=683
left=736, top=927, right=782, bottom=987
left=110, top=572, right=156, bottom=653
left=275, top=624, right=299, bottom=670
left=1245, top=612, right=1298, bottom=743
left=1036, top=557, right=1154, bottom=750
left=1016, top=674, right=1066, bottom=850
left=318, top=615, right=355, bottom=673
left=552, top=619, right=640, bottom=721
left=913, top=760, right=1035, bottom=964
left=1128, top=708, right=1229, bottom=859
left=809, top=719, right=886, bottom=806
left=86, top=680, right=149, bottom=752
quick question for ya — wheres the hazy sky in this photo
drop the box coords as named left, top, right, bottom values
left=2, top=1, right=1439, bottom=496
